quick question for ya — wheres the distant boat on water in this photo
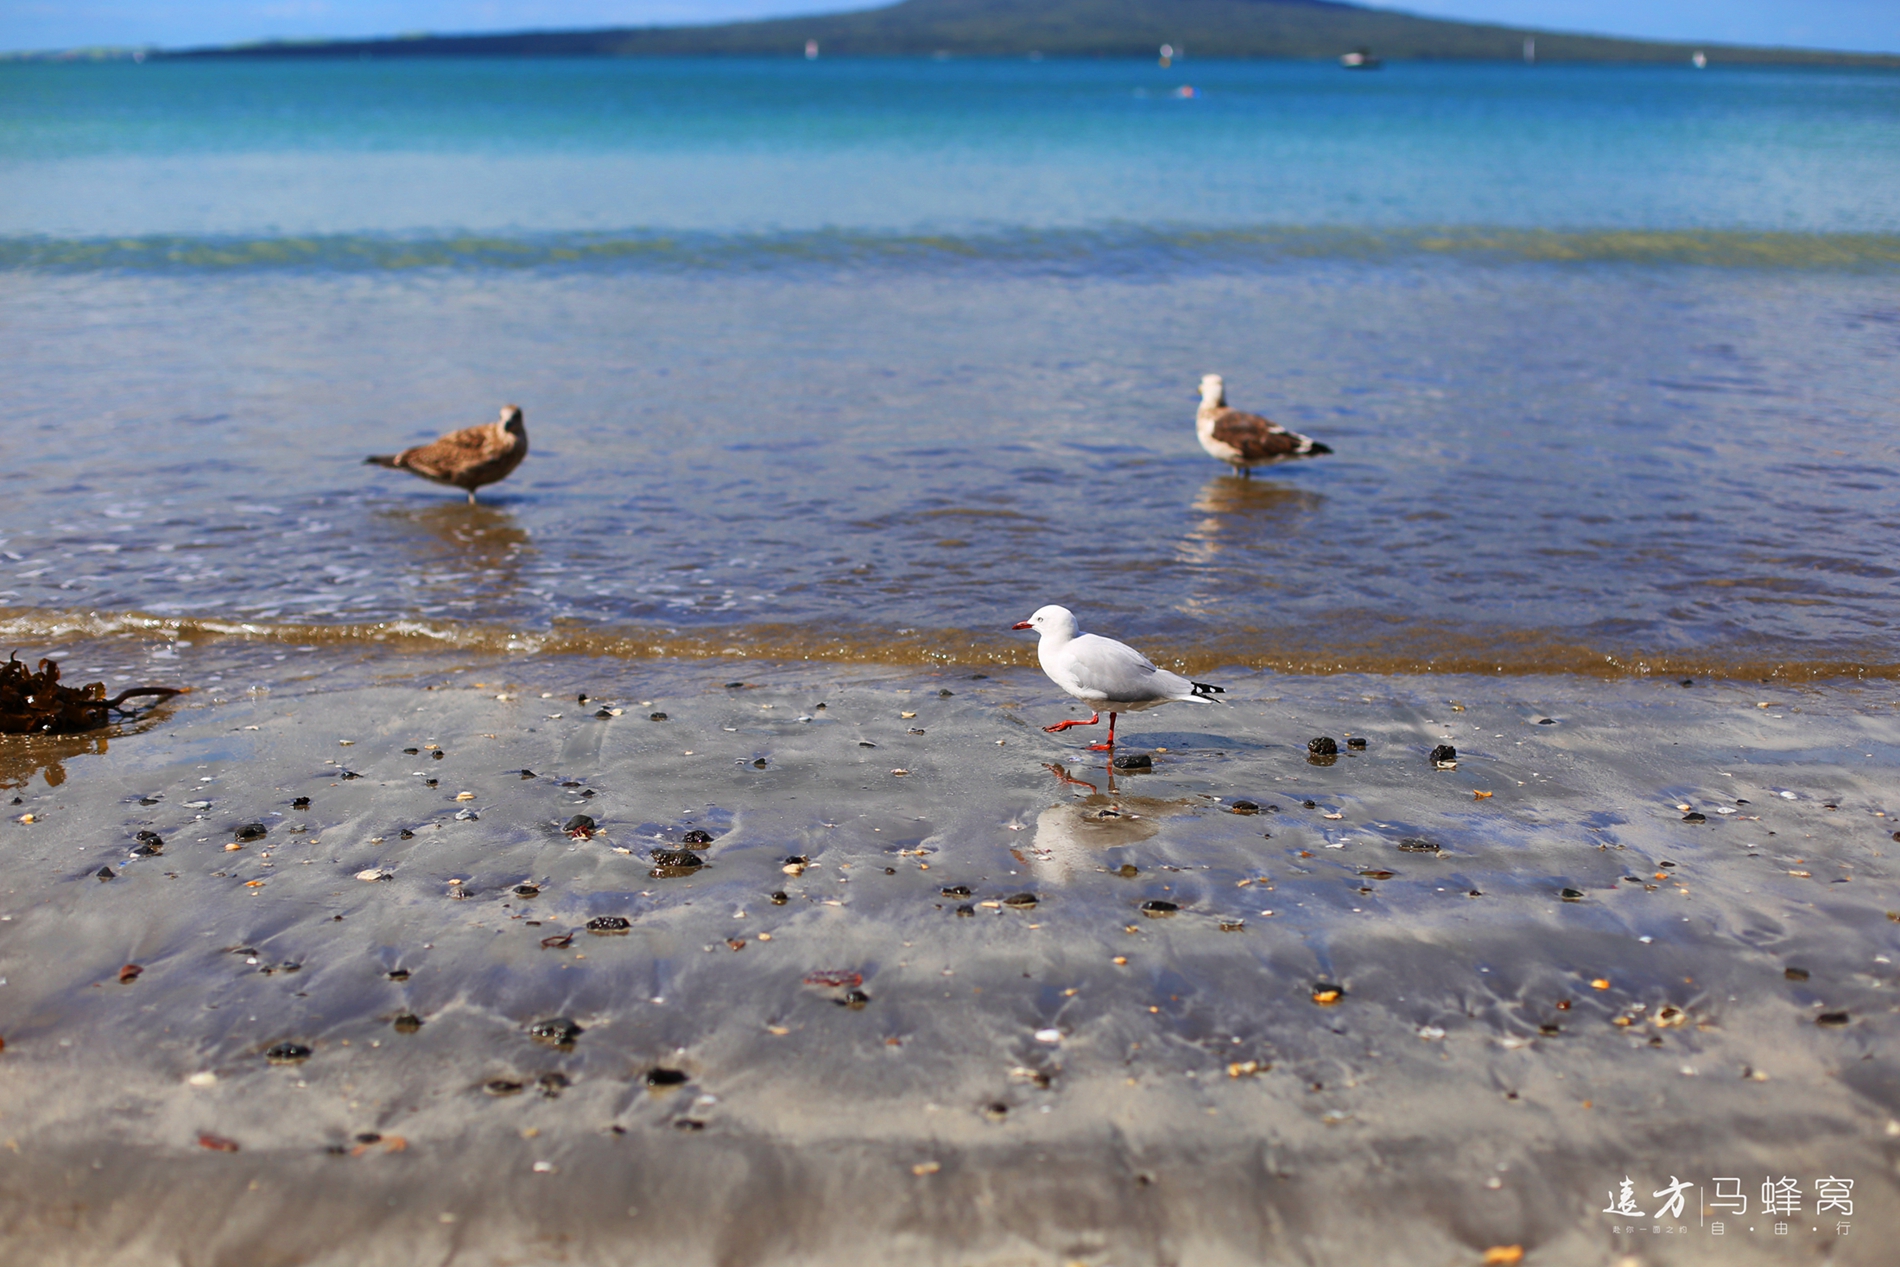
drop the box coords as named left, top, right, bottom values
left=1340, top=48, right=1382, bottom=70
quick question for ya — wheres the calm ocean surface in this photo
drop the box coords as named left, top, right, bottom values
left=3, top=58, right=1899, bottom=676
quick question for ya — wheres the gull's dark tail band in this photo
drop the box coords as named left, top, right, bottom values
left=1190, top=681, right=1226, bottom=699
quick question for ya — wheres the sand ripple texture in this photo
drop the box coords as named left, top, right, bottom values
left=0, top=645, right=1894, bottom=1263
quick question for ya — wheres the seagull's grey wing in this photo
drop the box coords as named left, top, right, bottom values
left=1063, top=634, right=1192, bottom=704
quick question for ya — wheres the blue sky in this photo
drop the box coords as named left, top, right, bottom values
left=4, top=1, right=1896, bottom=55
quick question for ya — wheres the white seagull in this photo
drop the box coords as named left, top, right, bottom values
left=1196, top=374, right=1331, bottom=477
left=1011, top=605, right=1224, bottom=749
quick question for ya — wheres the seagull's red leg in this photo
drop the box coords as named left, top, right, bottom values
left=1043, top=712, right=1099, bottom=734
left=1088, top=712, right=1119, bottom=751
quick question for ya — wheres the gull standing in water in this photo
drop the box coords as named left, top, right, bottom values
left=1196, top=375, right=1330, bottom=476
left=1011, top=605, right=1224, bottom=750
left=365, top=404, right=528, bottom=504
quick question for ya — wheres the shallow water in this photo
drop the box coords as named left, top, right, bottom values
left=6, top=61, right=1900, bottom=677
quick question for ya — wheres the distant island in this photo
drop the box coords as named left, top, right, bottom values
left=131, top=0, right=1899, bottom=67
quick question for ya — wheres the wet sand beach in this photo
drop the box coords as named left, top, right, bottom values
left=1, top=642, right=1894, bottom=1264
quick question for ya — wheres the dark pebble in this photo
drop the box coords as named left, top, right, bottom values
left=1113, top=753, right=1152, bottom=771
left=483, top=1079, right=524, bottom=1097
left=1429, top=744, right=1457, bottom=766
left=96, top=865, right=115, bottom=881
left=424, top=779, right=438, bottom=788
left=939, top=689, right=954, bottom=697
left=984, top=1102, right=1008, bottom=1120
left=725, top=681, right=745, bottom=689
left=649, top=712, right=668, bottom=722
left=291, top=797, right=311, bottom=809
left=265, top=1042, right=312, bottom=1064
left=1467, top=889, right=1483, bottom=897
left=341, top=770, right=362, bottom=779
left=1660, top=860, right=1676, bottom=868
left=1560, top=888, right=1584, bottom=900
left=234, top=822, right=268, bottom=841
left=520, top=769, right=537, bottom=779
left=1680, top=679, right=1694, bottom=687
left=399, top=829, right=414, bottom=839
left=1307, top=737, right=1338, bottom=756
left=769, top=891, right=788, bottom=905
left=564, top=814, right=597, bottom=836
left=561, top=781, right=582, bottom=788
left=354, top=1133, right=382, bottom=1145
left=783, top=855, right=809, bottom=867
left=645, top=1068, right=689, bottom=1088
left=650, top=848, right=703, bottom=868
left=1539, top=1024, right=1561, bottom=1036
left=1681, top=812, right=1707, bottom=823
left=1003, top=893, right=1038, bottom=909
left=537, top=1072, right=570, bottom=1098
left=752, top=758, right=768, bottom=768
left=1784, top=967, right=1809, bottom=981
left=1359, top=868, right=1395, bottom=880
left=1816, top=1011, right=1851, bottom=1027
left=1345, top=737, right=1367, bottom=750
left=858, top=741, right=877, bottom=748
left=1230, top=800, right=1259, bottom=815
left=940, top=885, right=973, bottom=898
left=133, top=830, right=164, bottom=856
left=674, top=1119, right=707, bottom=1132
left=840, top=989, right=871, bottom=1010
left=118, top=963, right=142, bottom=983
left=1140, top=900, right=1179, bottom=916
left=594, top=708, right=614, bottom=718
left=528, top=1017, right=584, bottom=1048
left=513, top=884, right=540, bottom=898
left=682, top=830, right=714, bottom=845
left=431, top=750, right=445, bottom=760
left=883, top=866, right=895, bottom=875
left=971, top=673, right=988, bottom=680
left=541, top=932, right=576, bottom=948
left=585, top=916, right=631, bottom=934
left=392, top=1014, right=423, bottom=1034
left=577, top=693, right=589, bottom=704
left=1892, top=831, right=1900, bottom=842
left=386, top=968, right=410, bottom=981
left=580, top=788, right=595, bottom=798
left=955, top=904, right=975, bottom=918
left=1538, top=718, right=1557, bottom=725
left=136, top=796, right=158, bottom=806
left=1116, top=864, right=1139, bottom=878
left=1398, top=838, right=1441, bottom=853
left=403, top=748, right=419, bottom=755
left=1303, top=800, right=1318, bottom=809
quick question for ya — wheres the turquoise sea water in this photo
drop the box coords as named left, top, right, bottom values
left=3, top=58, right=1900, bottom=674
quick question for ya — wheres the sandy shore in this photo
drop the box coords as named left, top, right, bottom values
left=0, top=643, right=1895, bottom=1264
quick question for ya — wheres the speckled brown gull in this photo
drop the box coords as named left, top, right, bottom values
left=365, top=405, right=528, bottom=503
left=1195, top=375, right=1330, bottom=477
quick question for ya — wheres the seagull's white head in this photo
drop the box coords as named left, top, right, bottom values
left=1011, top=604, right=1078, bottom=640
left=1198, top=374, right=1226, bottom=406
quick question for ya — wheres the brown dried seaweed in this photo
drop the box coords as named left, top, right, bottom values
left=0, top=654, right=183, bottom=736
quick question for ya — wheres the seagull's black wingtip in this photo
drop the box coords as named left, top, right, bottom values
left=1191, top=681, right=1226, bottom=698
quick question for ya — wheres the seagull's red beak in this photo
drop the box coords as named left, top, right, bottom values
left=1011, top=621, right=1033, bottom=630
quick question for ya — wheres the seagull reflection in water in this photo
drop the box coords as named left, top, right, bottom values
left=1175, top=476, right=1323, bottom=568
left=1026, top=761, right=1194, bottom=882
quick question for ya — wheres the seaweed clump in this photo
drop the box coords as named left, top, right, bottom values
left=0, top=655, right=183, bottom=735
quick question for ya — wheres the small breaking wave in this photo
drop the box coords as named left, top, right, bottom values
left=4, top=606, right=1896, bottom=682
left=4, top=226, right=1899, bottom=275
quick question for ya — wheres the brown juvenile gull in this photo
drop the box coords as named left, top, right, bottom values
left=365, top=405, right=528, bottom=503
left=1195, top=375, right=1330, bottom=477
